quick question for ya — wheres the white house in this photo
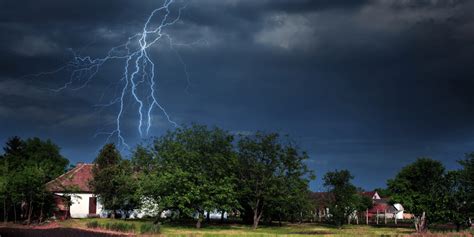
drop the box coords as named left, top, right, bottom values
left=47, top=162, right=227, bottom=220
left=46, top=163, right=104, bottom=218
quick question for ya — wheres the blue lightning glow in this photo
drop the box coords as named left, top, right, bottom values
left=32, top=0, right=190, bottom=148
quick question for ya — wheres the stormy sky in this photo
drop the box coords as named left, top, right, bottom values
left=1, top=0, right=474, bottom=190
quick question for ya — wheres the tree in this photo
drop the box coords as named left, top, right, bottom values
left=142, top=125, right=239, bottom=228
left=0, top=170, right=6, bottom=223
left=0, top=136, right=68, bottom=224
left=387, top=158, right=446, bottom=232
left=459, top=153, right=474, bottom=211
left=131, top=145, right=155, bottom=174
left=453, top=152, right=474, bottom=229
left=443, top=170, right=471, bottom=230
left=237, top=132, right=314, bottom=229
left=323, top=170, right=359, bottom=227
left=90, top=143, right=139, bottom=218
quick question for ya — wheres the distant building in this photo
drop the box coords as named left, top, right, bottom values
left=361, top=191, right=381, bottom=200
left=311, top=190, right=406, bottom=222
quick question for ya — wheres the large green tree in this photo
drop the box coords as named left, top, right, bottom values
left=453, top=152, right=474, bottom=229
left=387, top=158, right=446, bottom=232
left=0, top=136, right=68, bottom=224
left=322, top=170, right=359, bottom=227
left=237, top=132, right=314, bottom=229
left=90, top=143, right=139, bottom=218
left=139, top=125, right=239, bottom=228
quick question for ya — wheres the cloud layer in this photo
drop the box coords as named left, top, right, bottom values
left=1, top=0, right=473, bottom=189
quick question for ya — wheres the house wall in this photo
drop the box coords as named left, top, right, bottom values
left=55, top=193, right=103, bottom=218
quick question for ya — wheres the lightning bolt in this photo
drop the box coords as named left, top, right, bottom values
left=30, top=0, right=191, bottom=148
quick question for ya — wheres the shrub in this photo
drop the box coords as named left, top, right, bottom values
left=140, top=223, right=160, bottom=234
left=105, top=222, right=136, bottom=232
left=86, top=220, right=99, bottom=229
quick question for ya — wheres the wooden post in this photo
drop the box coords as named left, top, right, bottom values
left=366, top=209, right=368, bottom=225
left=384, top=209, right=387, bottom=224
left=395, top=214, right=398, bottom=225
left=376, top=210, right=379, bottom=225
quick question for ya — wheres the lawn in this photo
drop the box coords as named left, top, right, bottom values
left=60, top=218, right=420, bottom=236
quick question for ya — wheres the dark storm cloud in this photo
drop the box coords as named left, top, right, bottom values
left=1, top=0, right=474, bottom=189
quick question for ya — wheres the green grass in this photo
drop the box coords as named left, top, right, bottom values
left=62, top=218, right=474, bottom=236
left=62, top=218, right=418, bottom=236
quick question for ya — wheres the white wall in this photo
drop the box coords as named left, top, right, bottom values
left=55, top=193, right=103, bottom=218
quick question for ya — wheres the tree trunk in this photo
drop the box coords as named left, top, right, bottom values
left=3, top=199, right=7, bottom=223
left=252, top=210, right=263, bottom=229
left=206, top=211, right=210, bottom=222
left=13, top=203, right=17, bottom=223
left=414, top=212, right=427, bottom=233
left=366, top=209, right=368, bottom=225
left=27, top=200, right=33, bottom=225
left=196, top=212, right=203, bottom=228
left=39, top=202, right=44, bottom=223
left=64, top=199, right=70, bottom=220
left=220, top=211, right=225, bottom=223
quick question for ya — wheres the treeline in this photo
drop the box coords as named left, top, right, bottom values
left=91, top=125, right=315, bottom=229
left=387, top=157, right=474, bottom=232
left=2, top=125, right=473, bottom=232
left=319, top=157, right=474, bottom=232
left=0, top=137, right=69, bottom=224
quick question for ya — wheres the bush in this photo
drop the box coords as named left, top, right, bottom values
left=86, top=220, right=99, bottom=229
left=86, top=220, right=137, bottom=233
left=105, top=222, right=136, bottom=232
left=140, top=223, right=160, bottom=234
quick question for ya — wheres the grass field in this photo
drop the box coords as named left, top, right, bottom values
left=59, top=218, right=425, bottom=236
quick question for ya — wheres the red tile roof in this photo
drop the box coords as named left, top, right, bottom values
left=361, top=191, right=377, bottom=199
left=46, top=163, right=94, bottom=193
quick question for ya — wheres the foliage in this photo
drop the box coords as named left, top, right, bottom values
left=90, top=144, right=140, bottom=218
left=323, top=169, right=359, bottom=227
left=139, top=124, right=239, bottom=228
left=458, top=153, right=474, bottom=212
left=0, top=136, right=68, bottom=224
left=139, top=222, right=161, bottom=234
left=86, top=220, right=99, bottom=228
left=105, top=222, right=136, bottom=232
left=387, top=158, right=447, bottom=232
left=237, top=132, right=314, bottom=229
left=86, top=220, right=139, bottom=233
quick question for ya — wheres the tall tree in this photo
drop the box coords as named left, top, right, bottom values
left=0, top=137, right=68, bottom=224
left=443, top=170, right=471, bottom=230
left=387, top=158, right=446, bottom=232
left=141, top=125, right=239, bottom=228
left=90, top=143, right=138, bottom=218
left=323, top=170, right=359, bottom=227
left=237, top=132, right=314, bottom=229
left=456, top=152, right=474, bottom=227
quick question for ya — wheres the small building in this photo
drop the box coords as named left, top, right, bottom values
left=311, top=190, right=406, bottom=222
left=361, top=191, right=381, bottom=200
left=46, top=163, right=103, bottom=218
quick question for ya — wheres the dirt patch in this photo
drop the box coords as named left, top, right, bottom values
left=0, top=227, right=133, bottom=237
left=289, top=231, right=333, bottom=235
